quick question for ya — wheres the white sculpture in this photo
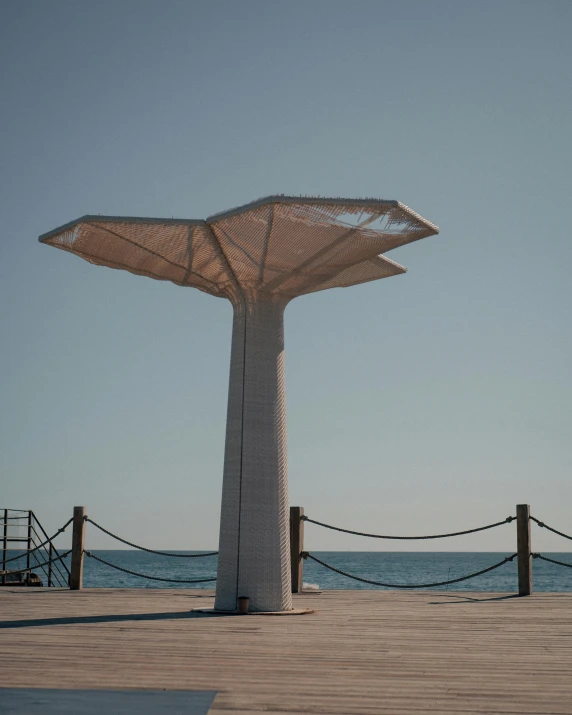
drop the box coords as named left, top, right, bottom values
left=40, top=196, right=439, bottom=612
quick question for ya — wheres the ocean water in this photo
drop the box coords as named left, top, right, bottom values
left=5, top=550, right=572, bottom=591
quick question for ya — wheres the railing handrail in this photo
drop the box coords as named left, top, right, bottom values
left=0, top=509, right=71, bottom=587
left=302, top=551, right=518, bottom=589
left=0, top=515, right=32, bottom=521
left=25, top=515, right=70, bottom=587
left=27, top=526, right=70, bottom=587
left=83, top=551, right=217, bottom=584
left=31, top=511, right=71, bottom=577
left=85, top=517, right=218, bottom=557
left=301, top=514, right=515, bottom=540
left=23, top=523, right=69, bottom=586
left=1, top=520, right=72, bottom=566
left=5, top=504, right=571, bottom=596
left=530, top=516, right=572, bottom=542
left=24, top=521, right=69, bottom=588
left=2, top=550, right=71, bottom=577
left=532, top=553, right=572, bottom=570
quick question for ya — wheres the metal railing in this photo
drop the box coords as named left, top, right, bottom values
left=1, top=509, right=71, bottom=587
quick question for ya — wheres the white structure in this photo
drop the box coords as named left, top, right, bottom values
left=40, top=196, right=439, bottom=612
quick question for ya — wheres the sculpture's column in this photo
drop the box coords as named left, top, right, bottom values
left=215, top=292, right=292, bottom=612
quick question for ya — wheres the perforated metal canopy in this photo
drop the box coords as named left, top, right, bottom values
left=39, top=196, right=439, bottom=301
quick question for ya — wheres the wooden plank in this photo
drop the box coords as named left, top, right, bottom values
left=1, top=588, right=572, bottom=714
left=517, top=503, right=532, bottom=595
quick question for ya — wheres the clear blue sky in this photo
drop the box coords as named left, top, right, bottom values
left=1, top=0, right=571, bottom=553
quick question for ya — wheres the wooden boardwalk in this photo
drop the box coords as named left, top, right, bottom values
left=1, top=588, right=572, bottom=714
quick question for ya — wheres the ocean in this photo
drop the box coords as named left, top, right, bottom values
left=5, top=550, right=572, bottom=591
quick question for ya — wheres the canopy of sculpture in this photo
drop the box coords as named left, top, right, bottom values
left=39, top=196, right=439, bottom=305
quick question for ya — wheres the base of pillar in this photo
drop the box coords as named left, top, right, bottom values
left=191, top=607, right=314, bottom=616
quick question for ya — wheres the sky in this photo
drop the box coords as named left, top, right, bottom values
left=1, top=0, right=571, bottom=554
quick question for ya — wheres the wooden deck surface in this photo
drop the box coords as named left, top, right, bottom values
left=1, top=588, right=572, bottom=714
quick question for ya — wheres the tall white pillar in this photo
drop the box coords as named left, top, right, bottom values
left=214, top=293, right=292, bottom=612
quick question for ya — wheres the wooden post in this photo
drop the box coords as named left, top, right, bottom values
left=69, top=506, right=86, bottom=590
left=517, top=504, right=532, bottom=596
left=290, top=506, right=304, bottom=593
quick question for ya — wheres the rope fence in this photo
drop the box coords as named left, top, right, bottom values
left=83, top=551, right=216, bottom=584
left=301, top=514, right=515, bottom=540
left=302, top=552, right=517, bottom=589
left=527, top=516, right=572, bottom=575
left=85, top=518, right=218, bottom=557
left=6, top=505, right=570, bottom=596
left=288, top=506, right=572, bottom=596
left=530, top=516, right=572, bottom=542
left=532, top=554, right=572, bottom=570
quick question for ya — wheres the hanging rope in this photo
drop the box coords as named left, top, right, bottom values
left=2, top=550, right=72, bottom=576
left=1, top=518, right=73, bottom=565
left=532, top=553, right=572, bottom=569
left=530, top=517, right=572, bottom=542
left=301, top=552, right=517, bottom=589
left=301, top=515, right=514, bottom=540
left=85, top=518, right=218, bottom=557
left=83, top=551, right=217, bottom=583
